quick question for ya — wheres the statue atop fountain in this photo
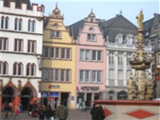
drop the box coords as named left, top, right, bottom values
left=127, top=10, right=153, bottom=100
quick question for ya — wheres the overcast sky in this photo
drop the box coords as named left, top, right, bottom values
left=31, top=0, right=159, bottom=26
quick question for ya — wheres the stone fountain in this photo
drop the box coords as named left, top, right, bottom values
left=127, top=10, right=154, bottom=101
left=93, top=11, right=160, bottom=120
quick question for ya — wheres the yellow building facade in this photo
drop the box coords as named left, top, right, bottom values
left=41, top=4, right=76, bottom=109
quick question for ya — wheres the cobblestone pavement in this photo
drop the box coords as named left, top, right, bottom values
left=15, top=109, right=91, bottom=120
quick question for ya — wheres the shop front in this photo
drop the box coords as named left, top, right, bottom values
left=40, top=83, right=75, bottom=109
left=76, top=86, right=104, bottom=109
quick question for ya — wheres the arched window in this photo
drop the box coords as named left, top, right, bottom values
left=13, top=63, right=17, bottom=75
left=31, top=64, right=35, bottom=76
left=26, top=64, right=30, bottom=76
left=3, top=62, right=7, bottom=75
left=19, top=18, right=22, bottom=31
left=15, top=18, right=18, bottom=30
left=1, top=16, right=4, bottom=29
left=32, top=20, right=35, bottom=32
left=28, top=19, right=31, bottom=31
left=18, top=63, right=22, bottom=75
left=5, top=17, right=9, bottom=29
left=0, top=62, right=2, bottom=74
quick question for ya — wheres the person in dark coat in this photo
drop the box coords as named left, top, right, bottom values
left=38, top=107, right=45, bottom=120
left=28, top=103, right=32, bottom=116
left=96, top=105, right=105, bottom=120
left=45, top=105, right=53, bottom=120
left=90, top=103, right=98, bottom=120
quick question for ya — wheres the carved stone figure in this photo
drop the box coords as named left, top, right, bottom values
left=136, top=10, right=144, bottom=30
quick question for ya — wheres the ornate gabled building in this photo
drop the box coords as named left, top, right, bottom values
left=99, top=12, right=152, bottom=100
left=68, top=9, right=106, bottom=108
left=0, top=0, right=44, bottom=110
left=143, top=13, right=160, bottom=98
left=41, top=4, right=76, bottom=109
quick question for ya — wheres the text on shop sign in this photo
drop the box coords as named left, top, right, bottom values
left=81, top=86, right=99, bottom=91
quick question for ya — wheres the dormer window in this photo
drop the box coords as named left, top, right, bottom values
left=89, top=27, right=94, bottom=32
left=116, top=34, right=123, bottom=43
left=127, top=37, right=133, bottom=45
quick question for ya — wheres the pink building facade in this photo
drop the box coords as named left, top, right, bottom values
left=69, top=10, right=106, bottom=108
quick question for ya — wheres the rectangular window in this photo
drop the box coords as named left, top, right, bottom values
left=44, top=47, right=49, bottom=58
left=51, top=31, right=55, bottom=38
left=28, top=41, right=36, bottom=53
left=85, top=50, right=90, bottom=60
left=92, top=71, right=96, bottom=82
left=50, top=69, right=54, bottom=81
left=97, top=51, right=102, bottom=61
left=43, top=69, right=48, bottom=81
left=109, top=53, right=114, bottom=65
left=87, top=34, right=91, bottom=40
left=56, top=48, right=59, bottom=58
left=85, top=70, right=89, bottom=82
left=28, top=21, right=31, bottom=31
left=80, top=70, right=84, bottom=82
left=14, top=39, right=22, bottom=52
left=118, top=70, right=123, bottom=80
left=55, top=69, right=59, bottom=81
left=92, top=34, right=96, bottom=41
left=127, top=53, right=132, bottom=65
left=66, top=70, right=70, bottom=82
left=56, top=31, right=60, bottom=38
left=66, top=49, right=70, bottom=59
left=109, top=70, right=114, bottom=79
left=61, top=48, right=65, bottom=59
left=80, top=49, right=85, bottom=60
left=92, top=50, right=96, bottom=60
left=51, top=48, right=54, bottom=58
left=97, top=71, right=102, bottom=82
left=61, top=70, right=65, bottom=81
left=118, top=53, right=123, bottom=65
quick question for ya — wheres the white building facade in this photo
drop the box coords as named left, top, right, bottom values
left=0, top=0, right=44, bottom=110
left=106, top=37, right=152, bottom=100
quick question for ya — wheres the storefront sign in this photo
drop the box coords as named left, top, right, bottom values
left=48, top=85, right=60, bottom=89
left=41, top=92, right=48, bottom=97
left=50, top=92, right=59, bottom=97
left=81, top=86, right=99, bottom=91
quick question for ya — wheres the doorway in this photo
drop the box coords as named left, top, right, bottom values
left=21, top=87, right=33, bottom=110
left=2, top=86, right=14, bottom=104
left=61, top=93, right=69, bottom=107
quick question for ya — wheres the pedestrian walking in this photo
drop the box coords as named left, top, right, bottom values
left=81, top=100, right=86, bottom=111
left=38, top=107, right=45, bottom=120
left=45, top=105, right=53, bottom=120
left=50, top=98, right=56, bottom=111
left=90, top=103, right=99, bottom=120
left=56, top=101, right=68, bottom=120
left=28, top=103, right=32, bottom=116
left=96, top=105, right=105, bottom=120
